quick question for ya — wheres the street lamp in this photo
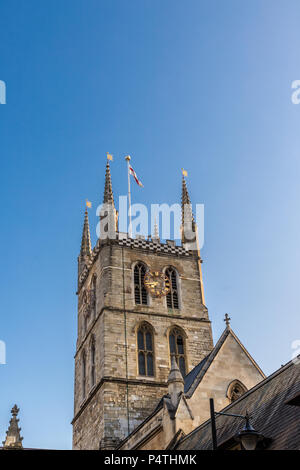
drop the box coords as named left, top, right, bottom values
left=235, top=412, right=264, bottom=450
left=209, top=398, right=264, bottom=450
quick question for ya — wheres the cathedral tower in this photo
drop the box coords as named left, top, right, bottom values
left=72, top=162, right=213, bottom=449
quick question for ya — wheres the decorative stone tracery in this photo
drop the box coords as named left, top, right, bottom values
left=227, top=380, right=247, bottom=402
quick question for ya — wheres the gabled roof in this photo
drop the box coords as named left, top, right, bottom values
left=118, top=325, right=265, bottom=450
left=184, top=326, right=265, bottom=397
left=176, top=359, right=300, bottom=450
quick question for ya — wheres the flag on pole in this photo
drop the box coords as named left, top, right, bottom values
left=86, top=199, right=92, bottom=208
left=129, top=164, right=143, bottom=187
left=107, top=152, right=113, bottom=161
left=182, top=168, right=188, bottom=177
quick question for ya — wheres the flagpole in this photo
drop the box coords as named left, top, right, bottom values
left=125, top=155, right=132, bottom=238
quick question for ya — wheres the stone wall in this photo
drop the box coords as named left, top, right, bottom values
left=73, top=239, right=213, bottom=449
left=188, top=332, right=265, bottom=427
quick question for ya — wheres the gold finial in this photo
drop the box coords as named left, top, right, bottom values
left=107, top=153, right=113, bottom=161
left=182, top=168, right=188, bottom=177
left=86, top=199, right=92, bottom=208
left=125, top=155, right=131, bottom=161
left=224, top=313, right=231, bottom=327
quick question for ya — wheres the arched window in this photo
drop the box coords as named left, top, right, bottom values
left=165, top=267, right=179, bottom=309
left=82, top=291, right=88, bottom=335
left=169, top=327, right=186, bottom=377
left=134, top=263, right=148, bottom=305
left=82, top=351, right=86, bottom=400
left=83, top=315, right=88, bottom=335
left=137, top=323, right=154, bottom=376
left=227, top=380, right=247, bottom=403
left=90, top=337, right=96, bottom=388
left=90, top=275, right=97, bottom=318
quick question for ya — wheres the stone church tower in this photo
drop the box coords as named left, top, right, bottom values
left=72, top=162, right=214, bottom=450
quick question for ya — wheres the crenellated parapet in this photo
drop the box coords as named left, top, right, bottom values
left=77, top=233, right=199, bottom=292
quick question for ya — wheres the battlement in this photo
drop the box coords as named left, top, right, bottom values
left=117, top=232, right=192, bottom=255
left=78, top=233, right=196, bottom=291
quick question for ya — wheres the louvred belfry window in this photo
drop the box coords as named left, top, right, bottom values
left=82, top=351, right=86, bottom=400
left=137, top=324, right=154, bottom=376
left=166, top=268, right=179, bottom=309
left=169, top=327, right=186, bottom=377
left=134, top=263, right=148, bottom=305
left=90, top=339, right=96, bottom=388
left=91, top=275, right=97, bottom=317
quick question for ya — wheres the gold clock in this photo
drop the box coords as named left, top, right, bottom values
left=144, top=271, right=171, bottom=298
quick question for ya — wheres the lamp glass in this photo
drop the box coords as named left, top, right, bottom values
left=240, top=432, right=259, bottom=450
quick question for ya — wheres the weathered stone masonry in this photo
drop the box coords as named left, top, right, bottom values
left=72, top=162, right=213, bottom=449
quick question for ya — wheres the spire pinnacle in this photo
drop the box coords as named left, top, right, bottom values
left=168, top=356, right=184, bottom=385
left=80, top=209, right=92, bottom=259
left=153, top=215, right=159, bottom=241
left=3, top=405, right=23, bottom=449
left=181, top=174, right=196, bottom=244
left=168, top=356, right=184, bottom=406
left=78, top=208, right=92, bottom=277
left=103, top=161, right=115, bottom=206
left=99, top=159, right=118, bottom=237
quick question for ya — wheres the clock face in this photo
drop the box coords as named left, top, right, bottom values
left=144, top=271, right=171, bottom=298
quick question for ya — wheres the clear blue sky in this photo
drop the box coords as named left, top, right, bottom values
left=1, top=0, right=300, bottom=449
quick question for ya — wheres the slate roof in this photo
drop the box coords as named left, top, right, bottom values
left=184, top=355, right=209, bottom=393
left=176, top=359, right=300, bottom=450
